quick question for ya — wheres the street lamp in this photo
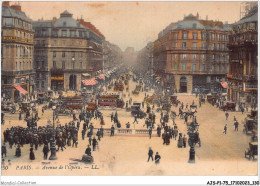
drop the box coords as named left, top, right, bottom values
left=49, top=105, right=57, bottom=160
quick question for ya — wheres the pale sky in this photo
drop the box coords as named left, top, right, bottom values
left=15, top=1, right=245, bottom=51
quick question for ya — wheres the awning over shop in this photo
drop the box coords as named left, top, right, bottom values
left=82, top=78, right=98, bottom=86
left=220, top=82, right=227, bottom=89
left=14, top=85, right=28, bottom=95
left=98, top=74, right=105, bottom=80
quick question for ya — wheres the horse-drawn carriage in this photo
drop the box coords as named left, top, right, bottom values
left=187, top=121, right=199, bottom=133
left=19, top=102, right=31, bottom=114
left=114, top=82, right=124, bottom=91
left=188, top=131, right=201, bottom=147
left=190, top=104, right=197, bottom=112
left=245, top=142, right=258, bottom=160
left=162, top=103, right=171, bottom=112
left=86, top=103, right=98, bottom=112
left=170, top=95, right=180, bottom=106
left=220, top=102, right=236, bottom=111
left=243, top=118, right=257, bottom=134
left=131, top=103, right=146, bottom=119
left=132, top=85, right=141, bottom=95
left=1, top=102, right=16, bottom=114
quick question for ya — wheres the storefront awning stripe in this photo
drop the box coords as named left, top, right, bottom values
left=14, top=85, right=28, bottom=95
left=220, top=82, right=227, bottom=89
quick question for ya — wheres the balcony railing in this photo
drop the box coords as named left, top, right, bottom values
left=1, top=69, right=35, bottom=76
left=2, top=36, right=33, bottom=44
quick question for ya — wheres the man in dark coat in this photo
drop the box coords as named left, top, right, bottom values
left=147, top=147, right=154, bottom=162
left=43, top=144, right=49, bottom=160
left=100, top=126, right=104, bottom=138
left=85, top=145, right=91, bottom=156
left=148, top=127, right=152, bottom=139
left=92, top=137, right=97, bottom=151
left=30, top=147, right=35, bottom=160
left=15, top=144, right=21, bottom=157
left=234, top=121, right=239, bottom=131
left=155, top=152, right=161, bottom=164
left=157, top=125, right=161, bottom=137
left=1, top=143, right=7, bottom=157
left=82, top=129, right=86, bottom=140
left=110, top=125, right=115, bottom=136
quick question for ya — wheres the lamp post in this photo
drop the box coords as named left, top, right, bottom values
left=189, top=143, right=195, bottom=163
left=49, top=105, right=57, bottom=160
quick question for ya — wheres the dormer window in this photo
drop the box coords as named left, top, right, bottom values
left=63, top=21, right=66, bottom=26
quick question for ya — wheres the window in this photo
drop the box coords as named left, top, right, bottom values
left=62, top=61, right=65, bottom=69
left=53, top=61, right=56, bottom=68
left=201, top=64, right=205, bottom=72
left=80, top=62, right=82, bottom=69
left=62, top=52, right=66, bottom=58
left=72, top=52, right=75, bottom=58
left=182, top=42, right=187, bottom=49
left=182, top=54, right=187, bottom=60
left=201, top=32, right=206, bottom=40
left=53, top=51, right=56, bottom=58
left=62, top=30, right=67, bottom=37
left=193, top=32, right=198, bottom=40
left=192, top=54, right=196, bottom=60
left=174, top=33, right=178, bottom=40
left=192, top=42, right=197, bottom=49
left=16, top=62, right=18, bottom=71
left=71, top=62, right=75, bottom=69
left=216, top=34, right=219, bottom=41
left=63, top=22, right=66, bottom=26
left=212, top=54, right=215, bottom=60
left=70, top=30, right=76, bottom=37
left=41, top=81, right=44, bottom=88
left=202, top=43, right=206, bottom=49
left=79, top=31, right=83, bottom=37
left=182, top=32, right=188, bottom=39
left=221, top=44, right=225, bottom=50
left=182, top=63, right=186, bottom=71
left=192, top=64, right=196, bottom=72
left=173, top=42, right=177, bottom=48
left=174, top=64, right=179, bottom=71
left=201, top=54, right=205, bottom=60
left=79, top=52, right=83, bottom=58
left=211, top=33, right=215, bottom=40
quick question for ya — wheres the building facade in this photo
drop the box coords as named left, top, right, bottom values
left=227, top=5, right=258, bottom=106
left=77, top=18, right=104, bottom=76
left=153, top=14, right=230, bottom=94
left=1, top=2, right=35, bottom=101
left=33, top=11, right=105, bottom=92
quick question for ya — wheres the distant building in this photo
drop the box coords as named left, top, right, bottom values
left=123, top=47, right=137, bottom=66
left=153, top=14, right=230, bottom=93
left=1, top=2, right=35, bottom=101
left=227, top=5, right=258, bottom=106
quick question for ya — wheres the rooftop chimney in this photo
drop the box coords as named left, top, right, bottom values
left=11, top=4, right=21, bottom=11
left=52, top=17, right=57, bottom=24
left=2, top=1, right=10, bottom=6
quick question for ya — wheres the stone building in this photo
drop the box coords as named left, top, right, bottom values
left=227, top=5, right=258, bottom=106
left=77, top=18, right=104, bottom=76
left=153, top=14, right=230, bottom=94
left=33, top=11, right=104, bottom=92
left=1, top=2, right=35, bottom=101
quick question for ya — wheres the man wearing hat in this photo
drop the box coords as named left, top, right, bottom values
left=155, top=152, right=161, bottom=164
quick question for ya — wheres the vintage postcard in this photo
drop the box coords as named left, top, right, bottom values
left=1, top=0, right=258, bottom=185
